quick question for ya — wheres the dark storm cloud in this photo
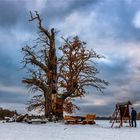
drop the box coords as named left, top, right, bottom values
left=0, top=0, right=101, bottom=30
left=0, top=0, right=26, bottom=27
left=0, top=0, right=35, bottom=86
left=98, top=56, right=140, bottom=99
left=99, top=57, right=130, bottom=80
left=0, top=50, right=24, bottom=86
left=0, top=0, right=37, bottom=34
left=1, top=0, right=140, bottom=43
left=0, top=91, right=27, bottom=104
left=95, top=0, right=140, bottom=42
left=44, top=0, right=102, bottom=21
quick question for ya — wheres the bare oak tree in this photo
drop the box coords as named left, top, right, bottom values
left=22, top=11, right=57, bottom=119
left=21, top=12, right=108, bottom=120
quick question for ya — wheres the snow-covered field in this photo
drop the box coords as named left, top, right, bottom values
left=0, top=120, right=139, bottom=140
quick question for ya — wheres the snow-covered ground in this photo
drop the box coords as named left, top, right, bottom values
left=0, top=120, right=139, bottom=140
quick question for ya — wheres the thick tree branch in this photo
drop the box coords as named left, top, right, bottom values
left=29, top=11, right=51, bottom=39
left=22, top=77, right=48, bottom=93
left=22, top=46, right=48, bottom=73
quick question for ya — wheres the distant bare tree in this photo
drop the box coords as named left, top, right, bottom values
left=21, top=11, right=108, bottom=120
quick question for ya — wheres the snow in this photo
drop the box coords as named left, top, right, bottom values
left=0, top=120, right=139, bottom=140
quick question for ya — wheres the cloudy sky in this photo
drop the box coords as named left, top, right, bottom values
left=0, top=0, right=140, bottom=116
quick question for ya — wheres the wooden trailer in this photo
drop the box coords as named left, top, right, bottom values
left=64, top=114, right=96, bottom=124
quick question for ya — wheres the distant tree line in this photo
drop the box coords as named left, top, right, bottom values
left=96, top=116, right=112, bottom=120
left=0, top=107, right=18, bottom=120
left=96, top=112, right=140, bottom=120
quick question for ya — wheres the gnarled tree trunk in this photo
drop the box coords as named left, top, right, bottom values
left=44, top=93, right=52, bottom=120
